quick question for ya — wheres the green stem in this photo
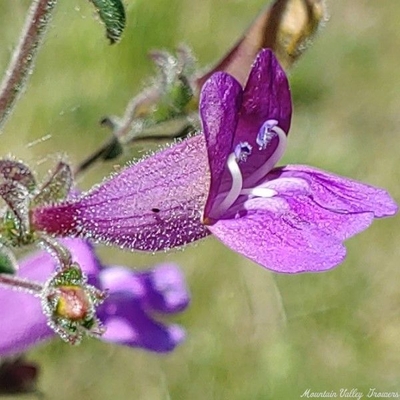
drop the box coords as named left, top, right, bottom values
left=0, top=273, right=43, bottom=295
left=0, top=0, right=58, bottom=130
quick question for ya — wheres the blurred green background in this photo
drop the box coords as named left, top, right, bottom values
left=1, top=0, right=400, bottom=398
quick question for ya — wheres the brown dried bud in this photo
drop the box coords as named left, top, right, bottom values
left=197, top=0, right=327, bottom=87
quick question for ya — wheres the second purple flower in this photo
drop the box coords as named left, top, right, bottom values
left=0, top=239, right=189, bottom=356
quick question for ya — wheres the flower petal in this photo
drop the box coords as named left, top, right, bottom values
left=241, top=49, right=292, bottom=133
left=98, top=266, right=146, bottom=298
left=285, top=195, right=375, bottom=241
left=235, top=49, right=292, bottom=178
left=98, top=264, right=189, bottom=352
left=208, top=207, right=346, bottom=274
left=0, top=289, right=52, bottom=357
left=99, top=293, right=186, bottom=352
left=99, top=264, right=190, bottom=315
left=200, top=72, right=242, bottom=214
left=271, top=165, right=398, bottom=218
left=255, top=174, right=378, bottom=241
left=140, top=263, right=190, bottom=313
left=61, top=238, right=101, bottom=277
left=32, top=135, right=210, bottom=251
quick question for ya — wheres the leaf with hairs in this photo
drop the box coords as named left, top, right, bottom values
left=88, top=0, right=126, bottom=44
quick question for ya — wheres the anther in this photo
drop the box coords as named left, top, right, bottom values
left=256, top=119, right=278, bottom=150
left=245, top=120, right=287, bottom=187
left=234, top=142, right=252, bottom=162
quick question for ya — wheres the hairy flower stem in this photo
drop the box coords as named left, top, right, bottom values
left=38, top=235, right=72, bottom=271
left=74, top=90, right=153, bottom=176
left=0, top=0, right=58, bottom=130
left=0, top=274, right=43, bottom=295
left=74, top=87, right=194, bottom=176
left=74, top=123, right=193, bottom=176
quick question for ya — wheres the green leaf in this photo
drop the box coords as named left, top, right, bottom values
left=0, top=159, right=36, bottom=193
left=0, top=245, right=18, bottom=274
left=89, top=0, right=126, bottom=44
left=33, top=162, right=72, bottom=206
left=0, top=181, right=30, bottom=237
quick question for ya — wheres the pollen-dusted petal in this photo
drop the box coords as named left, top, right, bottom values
left=270, top=165, right=398, bottom=218
left=33, top=135, right=210, bottom=251
left=208, top=207, right=346, bottom=274
left=200, top=72, right=242, bottom=215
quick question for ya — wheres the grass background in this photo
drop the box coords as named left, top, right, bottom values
left=1, top=0, right=400, bottom=398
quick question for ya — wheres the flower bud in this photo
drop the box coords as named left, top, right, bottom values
left=41, top=264, right=107, bottom=345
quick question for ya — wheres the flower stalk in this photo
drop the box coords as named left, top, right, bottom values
left=0, top=274, right=43, bottom=295
left=0, top=0, right=58, bottom=130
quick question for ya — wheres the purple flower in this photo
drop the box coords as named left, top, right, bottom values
left=0, top=239, right=189, bottom=356
left=32, top=49, right=397, bottom=273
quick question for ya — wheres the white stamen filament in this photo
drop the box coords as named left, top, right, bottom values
left=211, top=153, right=243, bottom=216
left=240, top=187, right=277, bottom=197
left=209, top=123, right=286, bottom=219
left=244, top=125, right=287, bottom=187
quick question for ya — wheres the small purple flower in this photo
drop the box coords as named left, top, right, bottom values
left=0, top=239, right=189, bottom=356
left=32, top=49, right=397, bottom=273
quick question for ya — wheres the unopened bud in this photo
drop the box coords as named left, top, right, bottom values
left=55, top=285, right=91, bottom=321
left=41, top=264, right=107, bottom=345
